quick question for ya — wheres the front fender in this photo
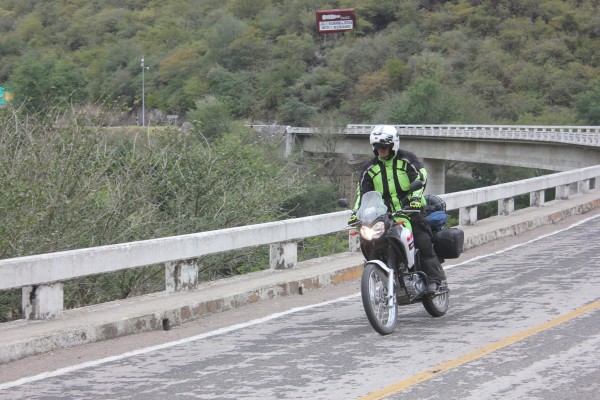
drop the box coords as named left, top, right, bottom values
left=365, top=259, right=391, bottom=274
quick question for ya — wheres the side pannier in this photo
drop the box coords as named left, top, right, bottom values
left=433, top=228, right=464, bottom=259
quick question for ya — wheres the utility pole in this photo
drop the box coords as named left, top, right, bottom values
left=141, top=57, right=149, bottom=126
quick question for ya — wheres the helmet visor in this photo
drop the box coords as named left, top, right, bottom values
left=373, top=143, right=392, bottom=150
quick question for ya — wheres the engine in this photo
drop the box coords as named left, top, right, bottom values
left=397, top=273, right=426, bottom=304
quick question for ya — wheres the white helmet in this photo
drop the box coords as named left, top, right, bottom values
left=369, top=125, right=399, bottom=153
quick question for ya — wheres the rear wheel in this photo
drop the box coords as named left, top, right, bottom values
left=361, top=263, right=397, bottom=335
left=422, top=282, right=449, bottom=317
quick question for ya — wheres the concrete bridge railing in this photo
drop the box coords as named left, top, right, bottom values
left=1, top=165, right=599, bottom=321
left=284, top=124, right=600, bottom=195
left=288, top=124, right=600, bottom=147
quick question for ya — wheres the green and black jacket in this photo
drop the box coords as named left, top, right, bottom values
left=354, top=149, right=428, bottom=218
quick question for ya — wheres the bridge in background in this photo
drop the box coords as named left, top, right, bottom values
left=284, top=124, right=600, bottom=194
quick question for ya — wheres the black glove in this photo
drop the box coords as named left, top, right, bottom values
left=408, top=197, right=422, bottom=210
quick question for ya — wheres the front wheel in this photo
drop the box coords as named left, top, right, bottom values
left=422, top=282, right=449, bottom=317
left=361, top=263, right=397, bottom=335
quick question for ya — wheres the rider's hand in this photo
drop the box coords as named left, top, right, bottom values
left=348, top=214, right=357, bottom=225
left=408, top=198, right=422, bottom=210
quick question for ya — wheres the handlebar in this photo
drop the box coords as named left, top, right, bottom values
left=393, top=208, right=422, bottom=216
left=346, top=208, right=422, bottom=228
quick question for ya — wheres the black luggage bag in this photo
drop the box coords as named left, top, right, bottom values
left=433, top=227, right=464, bottom=259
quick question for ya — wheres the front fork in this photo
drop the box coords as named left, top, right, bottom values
left=366, top=260, right=395, bottom=307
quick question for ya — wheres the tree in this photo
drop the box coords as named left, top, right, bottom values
left=9, top=54, right=88, bottom=110
left=298, top=67, right=350, bottom=112
left=574, top=79, right=600, bottom=124
left=80, top=39, right=144, bottom=106
left=206, top=66, right=255, bottom=118
left=353, top=0, right=403, bottom=31
left=153, top=46, right=208, bottom=114
left=387, top=77, right=458, bottom=124
left=223, top=26, right=269, bottom=71
left=228, top=0, right=271, bottom=20
left=279, top=97, right=315, bottom=125
left=187, top=96, right=232, bottom=139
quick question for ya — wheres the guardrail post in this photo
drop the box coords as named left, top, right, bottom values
left=578, top=179, right=590, bottom=194
left=270, top=241, right=297, bottom=270
left=459, top=206, right=478, bottom=225
left=556, top=184, right=570, bottom=200
left=498, top=198, right=515, bottom=215
left=165, top=258, right=199, bottom=293
left=22, top=283, right=64, bottom=320
left=530, top=190, right=545, bottom=207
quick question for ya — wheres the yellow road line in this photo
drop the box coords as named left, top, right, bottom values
left=359, top=299, right=600, bottom=400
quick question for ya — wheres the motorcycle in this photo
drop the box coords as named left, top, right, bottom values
left=338, top=182, right=450, bottom=335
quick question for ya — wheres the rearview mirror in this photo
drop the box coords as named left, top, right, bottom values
left=337, top=198, right=350, bottom=208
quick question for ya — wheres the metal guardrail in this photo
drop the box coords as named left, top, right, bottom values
left=288, top=125, right=600, bottom=147
left=1, top=165, right=599, bottom=320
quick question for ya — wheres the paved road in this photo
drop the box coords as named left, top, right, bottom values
left=1, top=214, right=599, bottom=399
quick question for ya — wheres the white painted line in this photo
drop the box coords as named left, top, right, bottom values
left=2, top=212, right=599, bottom=390
left=0, top=293, right=360, bottom=390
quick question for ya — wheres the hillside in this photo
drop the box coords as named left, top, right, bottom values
left=1, top=0, right=599, bottom=125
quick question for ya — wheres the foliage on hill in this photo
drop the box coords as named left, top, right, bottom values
left=1, top=0, right=599, bottom=125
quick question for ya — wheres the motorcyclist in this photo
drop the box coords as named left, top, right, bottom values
left=351, top=125, right=445, bottom=292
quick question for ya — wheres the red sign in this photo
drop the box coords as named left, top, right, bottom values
left=316, top=8, right=356, bottom=34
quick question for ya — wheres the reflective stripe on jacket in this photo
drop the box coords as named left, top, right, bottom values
left=354, top=150, right=427, bottom=214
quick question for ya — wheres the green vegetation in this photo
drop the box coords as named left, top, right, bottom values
left=0, top=108, right=309, bottom=320
left=0, top=110, right=306, bottom=259
left=0, top=0, right=598, bottom=125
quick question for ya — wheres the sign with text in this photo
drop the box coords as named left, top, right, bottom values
left=0, top=86, right=12, bottom=108
left=316, top=8, right=356, bottom=33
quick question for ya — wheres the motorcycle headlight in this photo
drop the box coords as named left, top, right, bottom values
left=360, top=221, right=385, bottom=240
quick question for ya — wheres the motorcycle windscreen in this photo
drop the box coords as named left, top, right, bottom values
left=356, top=191, right=388, bottom=224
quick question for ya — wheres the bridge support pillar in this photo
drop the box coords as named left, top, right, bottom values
left=165, top=258, right=199, bottom=293
left=423, top=158, right=445, bottom=195
left=270, top=241, right=297, bottom=270
left=22, top=283, right=63, bottom=320
left=285, top=126, right=295, bottom=157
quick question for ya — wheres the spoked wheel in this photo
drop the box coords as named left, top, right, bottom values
left=361, top=263, right=397, bottom=335
left=422, top=281, right=449, bottom=317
